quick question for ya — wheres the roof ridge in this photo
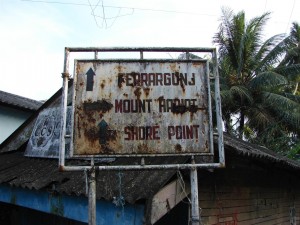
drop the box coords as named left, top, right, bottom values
left=0, top=90, right=43, bottom=111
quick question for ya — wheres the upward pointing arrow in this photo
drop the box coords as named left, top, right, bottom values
left=86, top=68, right=95, bottom=91
left=98, top=119, right=108, bottom=145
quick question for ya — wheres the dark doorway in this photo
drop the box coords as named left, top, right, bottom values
left=154, top=199, right=190, bottom=225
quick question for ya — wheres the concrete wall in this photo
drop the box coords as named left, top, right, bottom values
left=0, top=105, right=32, bottom=143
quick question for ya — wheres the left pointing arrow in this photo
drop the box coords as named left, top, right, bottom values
left=86, top=68, right=95, bottom=91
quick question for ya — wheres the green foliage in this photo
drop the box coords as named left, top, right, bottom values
left=214, top=8, right=300, bottom=156
left=287, top=143, right=300, bottom=161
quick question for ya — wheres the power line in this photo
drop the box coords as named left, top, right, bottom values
left=20, top=0, right=217, bottom=17
left=85, top=0, right=135, bottom=29
left=101, top=0, right=107, bottom=28
left=87, top=0, right=100, bottom=28
left=263, top=0, right=268, bottom=12
left=285, top=0, right=296, bottom=34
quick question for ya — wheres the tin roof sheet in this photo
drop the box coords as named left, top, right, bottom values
left=0, top=133, right=298, bottom=204
left=0, top=90, right=42, bottom=111
left=0, top=150, right=188, bottom=203
left=222, top=134, right=300, bottom=169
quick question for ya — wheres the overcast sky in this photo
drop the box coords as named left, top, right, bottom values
left=0, top=0, right=299, bottom=100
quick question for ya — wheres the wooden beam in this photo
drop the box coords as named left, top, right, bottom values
left=151, top=179, right=190, bottom=224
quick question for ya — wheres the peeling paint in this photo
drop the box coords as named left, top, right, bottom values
left=50, top=194, right=64, bottom=217
left=83, top=100, right=113, bottom=113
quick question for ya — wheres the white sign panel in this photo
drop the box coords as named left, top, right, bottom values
left=73, top=60, right=210, bottom=156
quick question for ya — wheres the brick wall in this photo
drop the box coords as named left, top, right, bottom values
left=198, top=159, right=300, bottom=225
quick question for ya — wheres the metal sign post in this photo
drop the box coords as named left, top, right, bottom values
left=88, top=52, right=98, bottom=225
left=190, top=157, right=200, bottom=225
left=58, top=47, right=225, bottom=225
left=88, top=159, right=96, bottom=225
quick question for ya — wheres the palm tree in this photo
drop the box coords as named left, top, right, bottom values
left=213, top=8, right=300, bottom=153
left=278, top=22, right=300, bottom=158
left=280, top=22, right=300, bottom=95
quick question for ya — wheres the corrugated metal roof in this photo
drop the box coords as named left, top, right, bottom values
left=0, top=134, right=298, bottom=205
left=0, top=150, right=190, bottom=204
left=221, top=133, right=300, bottom=169
left=0, top=90, right=42, bottom=111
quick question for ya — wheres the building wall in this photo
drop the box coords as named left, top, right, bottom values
left=0, top=185, right=145, bottom=225
left=198, top=162, right=300, bottom=225
left=0, top=105, right=32, bottom=143
left=153, top=158, right=300, bottom=225
left=0, top=202, right=87, bottom=225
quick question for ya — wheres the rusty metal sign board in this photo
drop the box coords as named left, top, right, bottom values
left=72, top=60, right=211, bottom=156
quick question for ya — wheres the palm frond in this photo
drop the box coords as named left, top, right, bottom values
left=262, top=91, right=300, bottom=110
left=246, top=105, right=274, bottom=131
left=245, top=12, right=271, bottom=52
left=230, top=85, right=253, bottom=103
left=254, top=34, right=288, bottom=73
left=279, top=22, right=300, bottom=66
left=214, top=7, right=244, bottom=69
left=255, top=34, right=286, bottom=64
left=280, top=110, right=300, bottom=131
left=237, top=32, right=246, bottom=77
left=249, top=71, right=287, bottom=90
left=220, top=89, right=234, bottom=106
left=290, top=22, right=300, bottom=43
left=274, top=64, right=300, bottom=80
left=283, top=93, right=300, bottom=103
left=259, top=92, right=300, bottom=132
left=235, top=16, right=246, bottom=77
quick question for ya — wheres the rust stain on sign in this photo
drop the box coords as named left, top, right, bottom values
left=83, top=100, right=113, bottom=113
left=117, top=73, right=125, bottom=88
left=73, top=61, right=210, bottom=156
